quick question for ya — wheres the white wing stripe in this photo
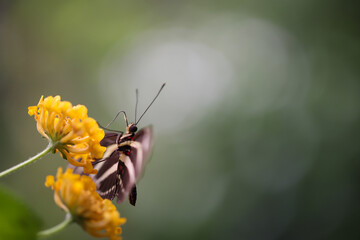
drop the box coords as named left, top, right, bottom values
left=102, top=144, right=118, bottom=159
left=96, top=162, right=118, bottom=183
left=130, top=141, right=143, bottom=177
left=120, top=154, right=136, bottom=190
left=97, top=185, right=116, bottom=196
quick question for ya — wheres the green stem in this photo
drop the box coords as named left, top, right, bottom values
left=38, top=213, right=73, bottom=238
left=0, top=143, right=53, bottom=178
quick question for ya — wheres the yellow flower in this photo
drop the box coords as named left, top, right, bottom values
left=46, top=168, right=126, bottom=240
left=28, top=96, right=106, bottom=174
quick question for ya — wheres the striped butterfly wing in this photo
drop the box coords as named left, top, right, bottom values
left=93, top=133, right=130, bottom=202
left=72, top=141, right=132, bottom=203
left=129, top=126, right=153, bottom=178
left=93, top=149, right=120, bottom=200
left=94, top=127, right=153, bottom=205
left=119, top=126, right=153, bottom=205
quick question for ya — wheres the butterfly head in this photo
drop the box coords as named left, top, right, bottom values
left=127, top=123, right=138, bottom=134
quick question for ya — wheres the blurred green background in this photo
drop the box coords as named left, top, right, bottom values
left=0, top=0, right=359, bottom=239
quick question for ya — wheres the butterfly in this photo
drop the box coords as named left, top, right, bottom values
left=93, top=122, right=153, bottom=205
left=73, top=83, right=165, bottom=206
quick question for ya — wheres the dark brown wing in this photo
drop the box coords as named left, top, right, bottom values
left=100, top=132, right=121, bottom=147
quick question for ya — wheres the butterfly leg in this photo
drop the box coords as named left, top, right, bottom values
left=116, top=132, right=122, bottom=145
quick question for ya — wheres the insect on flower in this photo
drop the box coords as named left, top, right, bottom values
left=73, top=83, right=165, bottom=206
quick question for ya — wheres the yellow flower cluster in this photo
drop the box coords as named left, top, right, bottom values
left=46, top=168, right=126, bottom=240
left=28, top=96, right=106, bottom=174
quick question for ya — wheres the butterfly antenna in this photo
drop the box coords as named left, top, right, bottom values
left=135, top=88, right=139, bottom=123
left=105, top=110, right=129, bottom=128
left=136, top=83, right=166, bottom=125
left=96, top=121, right=123, bottom=134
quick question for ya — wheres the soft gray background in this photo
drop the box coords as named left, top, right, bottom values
left=0, top=1, right=359, bottom=239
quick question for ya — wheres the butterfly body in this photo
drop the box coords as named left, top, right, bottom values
left=92, top=124, right=153, bottom=206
